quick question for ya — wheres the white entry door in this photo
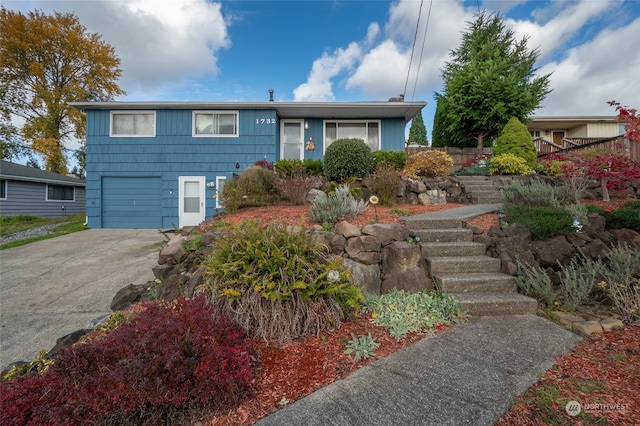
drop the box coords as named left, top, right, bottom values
left=179, top=176, right=205, bottom=227
left=281, top=120, right=304, bottom=160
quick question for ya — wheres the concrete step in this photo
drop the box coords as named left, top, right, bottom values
left=421, top=241, right=486, bottom=257
left=426, top=256, right=501, bottom=275
left=434, top=272, right=517, bottom=294
left=453, top=293, right=538, bottom=316
left=413, top=228, right=473, bottom=243
left=402, top=217, right=464, bottom=230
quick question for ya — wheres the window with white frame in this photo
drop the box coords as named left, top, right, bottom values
left=215, top=176, right=226, bottom=209
left=47, top=184, right=74, bottom=201
left=530, top=130, right=541, bottom=138
left=0, top=179, right=6, bottom=199
left=193, top=111, right=238, bottom=137
left=324, top=121, right=380, bottom=151
left=110, top=111, right=155, bottom=137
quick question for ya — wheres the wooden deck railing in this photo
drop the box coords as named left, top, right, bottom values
left=537, top=135, right=639, bottom=162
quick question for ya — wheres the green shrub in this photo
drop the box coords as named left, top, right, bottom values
left=452, top=160, right=490, bottom=176
left=274, top=159, right=323, bottom=177
left=501, top=179, right=562, bottom=209
left=403, top=150, right=454, bottom=178
left=363, top=289, right=462, bottom=340
left=364, top=162, right=400, bottom=206
left=221, top=178, right=243, bottom=214
left=515, top=259, right=558, bottom=307
left=372, top=150, right=406, bottom=170
left=203, top=219, right=364, bottom=343
left=505, top=205, right=574, bottom=240
left=597, top=245, right=640, bottom=322
left=489, top=153, right=534, bottom=175
left=308, top=184, right=367, bottom=224
left=493, top=117, right=538, bottom=169
left=303, top=158, right=324, bottom=176
left=558, top=255, right=600, bottom=311
left=221, top=166, right=278, bottom=213
left=603, top=205, right=640, bottom=232
left=323, top=138, right=375, bottom=182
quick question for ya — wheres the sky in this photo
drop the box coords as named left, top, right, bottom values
left=4, top=0, right=640, bottom=144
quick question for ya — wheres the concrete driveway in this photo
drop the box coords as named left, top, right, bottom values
left=0, top=229, right=166, bottom=369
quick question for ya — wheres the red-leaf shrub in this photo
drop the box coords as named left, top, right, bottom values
left=542, top=150, right=640, bottom=201
left=0, top=297, right=255, bottom=425
left=609, top=100, right=640, bottom=143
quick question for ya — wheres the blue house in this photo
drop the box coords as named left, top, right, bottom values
left=70, top=98, right=425, bottom=229
left=0, top=160, right=86, bottom=218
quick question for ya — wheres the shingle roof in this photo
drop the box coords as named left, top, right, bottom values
left=0, top=160, right=85, bottom=186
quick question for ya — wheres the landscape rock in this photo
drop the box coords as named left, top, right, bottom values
left=186, top=268, right=205, bottom=298
left=361, top=223, right=411, bottom=246
left=381, top=241, right=423, bottom=276
left=334, top=221, right=362, bottom=238
left=343, top=258, right=381, bottom=296
left=381, top=267, right=433, bottom=294
left=531, top=236, right=575, bottom=268
left=345, top=235, right=381, bottom=258
left=614, top=228, right=640, bottom=250
left=110, top=283, right=147, bottom=311
left=573, top=321, right=603, bottom=335
left=158, top=240, right=187, bottom=265
left=48, top=329, right=92, bottom=358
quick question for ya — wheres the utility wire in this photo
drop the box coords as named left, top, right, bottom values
left=409, top=0, right=433, bottom=103
left=403, top=0, right=424, bottom=99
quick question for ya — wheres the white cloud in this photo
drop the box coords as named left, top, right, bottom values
left=508, top=0, right=615, bottom=62
left=7, top=0, right=231, bottom=97
left=293, top=42, right=362, bottom=101
left=537, top=16, right=640, bottom=116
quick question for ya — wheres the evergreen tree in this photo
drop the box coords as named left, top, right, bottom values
left=408, top=110, right=428, bottom=146
left=493, top=117, right=537, bottom=168
left=440, top=12, right=551, bottom=154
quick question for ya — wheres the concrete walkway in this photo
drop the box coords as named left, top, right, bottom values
left=0, top=229, right=165, bottom=369
left=257, top=315, right=581, bottom=426
left=257, top=204, right=583, bottom=425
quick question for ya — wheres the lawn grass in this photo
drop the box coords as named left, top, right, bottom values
left=0, top=213, right=87, bottom=250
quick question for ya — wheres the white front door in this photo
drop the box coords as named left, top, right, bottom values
left=179, top=176, right=205, bottom=227
left=281, top=120, right=304, bottom=160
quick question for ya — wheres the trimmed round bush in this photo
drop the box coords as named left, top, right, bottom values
left=489, top=153, right=533, bottom=175
left=323, top=138, right=375, bottom=182
left=493, top=117, right=537, bottom=169
left=403, top=150, right=454, bottom=178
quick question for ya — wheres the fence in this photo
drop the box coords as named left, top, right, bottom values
left=537, top=136, right=639, bottom=162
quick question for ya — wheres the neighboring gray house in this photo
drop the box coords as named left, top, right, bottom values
left=0, top=160, right=86, bottom=218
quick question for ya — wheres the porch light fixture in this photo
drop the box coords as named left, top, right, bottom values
left=304, top=121, right=309, bottom=130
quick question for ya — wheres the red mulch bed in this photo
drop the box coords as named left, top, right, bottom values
left=200, top=199, right=639, bottom=425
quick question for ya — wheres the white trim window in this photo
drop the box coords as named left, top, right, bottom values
left=324, top=120, right=380, bottom=152
left=46, top=184, right=75, bottom=201
left=215, top=176, right=226, bottom=209
left=193, top=111, right=239, bottom=137
left=110, top=111, right=156, bottom=137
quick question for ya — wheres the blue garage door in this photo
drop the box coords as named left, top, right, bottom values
left=102, top=177, right=161, bottom=228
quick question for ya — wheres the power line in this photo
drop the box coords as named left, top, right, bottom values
left=403, top=0, right=424, bottom=100
left=410, top=0, right=434, bottom=103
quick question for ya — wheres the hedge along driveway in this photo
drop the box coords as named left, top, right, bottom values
left=0, top=228, right=165, bottom=369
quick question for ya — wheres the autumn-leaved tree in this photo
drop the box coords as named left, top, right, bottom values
left=609, top=101, right=639, bottom=143
left=0, top=7, right=125, bottom=174
left=437, top=12, right=551, bottom=154
left=407, top=110, right=428, bottom=146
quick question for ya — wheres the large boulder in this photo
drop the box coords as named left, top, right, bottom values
left=381, top=241, right=423, bottom=276
left=614, top=228, right=640, bottom=251
left=361, top=223, right=411, bottom=246
left=334, top=221, right=362, bottom=238
left=381, top=268, right=433, bottom=294
left=345, top=235, right=382, bottom=265
left=110, top=283, right=147, bottom=311
left=343, top=258, right=381, bottom=296
left=531, top=236, right=576, bottom=268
